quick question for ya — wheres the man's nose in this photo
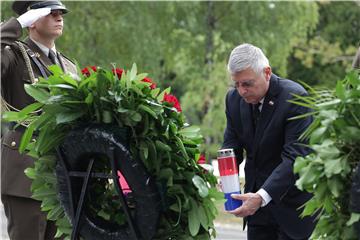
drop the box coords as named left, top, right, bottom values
left=238, top=87, right=247, bottom=96
left=55, top=16, right=63, bottom=22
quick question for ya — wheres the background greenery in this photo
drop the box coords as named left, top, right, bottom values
left=1, top=1, right=359, bottom=159
left=293, top=71, right=360, bottom=239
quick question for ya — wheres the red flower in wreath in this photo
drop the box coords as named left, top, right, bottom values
left=112, top=68, right=124, bottom=79
left=163, top=93, right=182, bottom=112
left=81, top=66, right=97, bottom=77
left=142, top=77, right=157, bottom=89
left=197, top=154, right=206, bottom=164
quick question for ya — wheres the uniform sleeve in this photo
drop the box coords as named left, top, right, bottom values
left=1, top=18, right=23, bottom=46
left=1, top=18, right=22, bottom=85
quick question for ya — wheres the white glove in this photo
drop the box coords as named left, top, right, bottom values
left=16, top=8, right=51, bottom=28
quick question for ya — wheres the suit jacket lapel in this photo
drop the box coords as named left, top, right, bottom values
left=253, top=75, right=281, bottom=157
left=240, top=98, right=255, bottom=146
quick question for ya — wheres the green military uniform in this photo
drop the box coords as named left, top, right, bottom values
left=1, top=16, right=77, bottom=239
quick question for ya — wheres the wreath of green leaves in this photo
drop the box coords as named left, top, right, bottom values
left=291, top=71, right=360, bottom=239
left=3, top=64, right=223, bottom=239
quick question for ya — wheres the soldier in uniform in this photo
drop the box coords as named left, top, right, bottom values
left=1, top=1, right=77, bottom=239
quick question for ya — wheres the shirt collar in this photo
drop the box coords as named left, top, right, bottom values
left=30, top=38, right=57, bottom=57
left=258, top=98, right=265, bottom=111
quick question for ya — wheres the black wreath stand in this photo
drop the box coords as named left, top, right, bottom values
left=54, top=125, right=161, bottom=240
left=56, top=147, right=140, bottom=240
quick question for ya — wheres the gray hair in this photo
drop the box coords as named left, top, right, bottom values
left=227, top=43, right=270, bottom=75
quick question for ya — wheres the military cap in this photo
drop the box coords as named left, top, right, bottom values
left=12, top=0, right=68, bottom=15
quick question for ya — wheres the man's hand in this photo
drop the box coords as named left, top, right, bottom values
left=228, top=192, right=263, bottom=217
left=17, top=8, right=51, bottom=28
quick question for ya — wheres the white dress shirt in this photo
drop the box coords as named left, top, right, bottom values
left=30, top=38, right=57, bottom=57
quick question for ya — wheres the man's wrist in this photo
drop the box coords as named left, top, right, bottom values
left=256, top=188, right=272, bottom=207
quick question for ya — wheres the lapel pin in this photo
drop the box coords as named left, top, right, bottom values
left=35, top=52, right=41, bottom=58
left=269, top=100, right=274, bottom=106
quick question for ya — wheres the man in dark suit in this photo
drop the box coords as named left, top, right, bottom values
left=222, top=43, right=317, bottom=240
left=1, top=1, right=77, bottom=239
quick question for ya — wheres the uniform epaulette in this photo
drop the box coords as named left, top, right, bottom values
left=4, top=40, right=31, bottom=58
left=9, top=40, right=29, bottom=50
left=4, top=41, right=21, bottom=52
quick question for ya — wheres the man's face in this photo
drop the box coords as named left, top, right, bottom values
left=231, top=67, right=272, bottom=104
left=30, top=10, right=64, bottom=39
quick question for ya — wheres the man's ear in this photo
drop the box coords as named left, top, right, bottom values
left=264, top=66, right=272, bottom=81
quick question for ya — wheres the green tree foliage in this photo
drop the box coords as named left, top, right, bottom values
left=288, top=1, right=360, bottom=87
left=179, top=1, right=319, bottom=156
left=2, top=1, right=357, bottom=158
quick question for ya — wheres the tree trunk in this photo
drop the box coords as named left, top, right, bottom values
left=205, top=1, right=216, bottom=70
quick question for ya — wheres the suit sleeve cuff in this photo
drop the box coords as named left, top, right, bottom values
left=257, top=188, right=272, bottom=207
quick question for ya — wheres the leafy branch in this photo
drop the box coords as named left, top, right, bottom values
left=292, top=70, right=360, bottom=240
left=2, top=64, right=222, bottom=239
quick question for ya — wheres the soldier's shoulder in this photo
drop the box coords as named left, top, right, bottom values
left=3, top=41, right=18, bottom=51
left=3, top=40, right=31, bottom=53
left=2, top=41, right=25, bottom=61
